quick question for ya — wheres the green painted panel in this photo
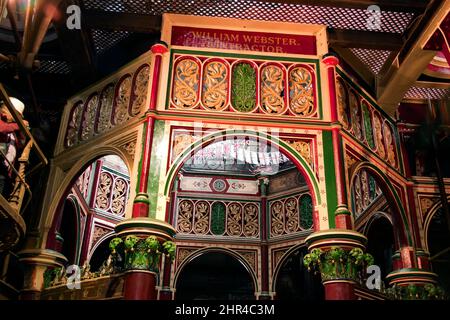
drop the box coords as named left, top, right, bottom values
left=232, top=63, right=256, bottom=112
left=147, top=119, right=165, bottom=218
left=322, top=131, right=337, bottom=228
left=211, top=202, right=226, bottom=235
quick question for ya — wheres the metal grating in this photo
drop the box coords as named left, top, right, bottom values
left=84, top=0, right=415, bottom=33
left=38, top=60, right=71, bottom=74
left=404, top=86, right=450, bottom=100
left=350, top=48, right=391, bottom=74
left=91, top=29, right=130, bottom=54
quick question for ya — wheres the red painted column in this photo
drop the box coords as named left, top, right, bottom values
left=324, top=282, right=356, bottom=300
left=123, top=43, right=169, bottom=300
left=159, top=256, right=173, bottom=300
left=132, top=43, right=168, bottom=218
left=323, top=54, right=352, bottom=230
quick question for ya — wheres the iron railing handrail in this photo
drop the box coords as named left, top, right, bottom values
left=0, top=83, right=48, bottom=168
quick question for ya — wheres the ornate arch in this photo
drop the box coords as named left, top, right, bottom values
left=173, top=246, right=259, bottom=293
left=271, top=242, right=308, bottom=293
left=164, top=129, right=321, bottom=207
left=350, top=162, right=413, bottom=246
left=423, top=196, right=450, bottom=251
left=41, top=146, right=131, bottom=249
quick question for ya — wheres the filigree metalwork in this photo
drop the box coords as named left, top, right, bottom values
left=226, top=203, right=242, bottom=236
left=193, top=201, right=210, bottom=234
left=243, top=203, right=259, bottom=237
left=231, top=63, right=256, bottom=112
left=261, top=65, right=285, bottom=114
left=81, top=94, right=99, bottom=141
left=373, top=114, right=385, bottom=158
left=287, top=140, right=311, bottom=165
left=96, top=84, right=115, bottom=133
left=362, top=102, right=375, bottom=149
left=270, top=201, right=284, bottom=236
left=113, top=76, right=132, bottom=125
left=202, top=61, right=228, bottom=110
left=349, top=91, right=362, bottom=139
left=111, top=178, right=128, bottom=216
left=299, top=194, right=313, bottom=230
left=289, top=67, right=314, bottom=116
left=65, top=102, right=84, bottom=147
left=285, top=197, right=299, bottom=233
left=173, top=58, right=199, bottom=108
left=130, top=65, right=150, bottom=116
left=177, top=200, right=194, bottom=233
left=336, top=79, right=350, bottom=129
left=96, top=172, right=113, bottom=210
left=384, top=123, right=397, bottom=167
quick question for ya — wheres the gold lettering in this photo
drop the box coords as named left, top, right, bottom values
left=243, top=44, right=251, bottom=50
left=267, top=37, right=275, bottom=45
left=231, top=34, right=239, bottom=42
left=276, top=46, right=283, bottom=53
left=289, top=38, right=297, bottom=46
left=282, top=38, right=289, bottom=45
left=243, top=35, right=253, bottom=43
left=254, top=36, right=260, bottom=43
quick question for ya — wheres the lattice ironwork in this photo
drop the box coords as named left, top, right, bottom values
left=38, top=60, right=71, bottom=74
left=349, top=48, right=391, bottom=74
left=84, top=0, right=415, bottom=33
left=404, top=86, right=450, bottom=100
left=91, top=29, right=130, bottom=54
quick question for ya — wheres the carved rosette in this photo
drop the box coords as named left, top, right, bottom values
left=289, top=66, right=315, bottom=116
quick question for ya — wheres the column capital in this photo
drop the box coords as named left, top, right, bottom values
left=151, top=42, right=169, bottom=55
left=322, top=54, right=340, bottom=67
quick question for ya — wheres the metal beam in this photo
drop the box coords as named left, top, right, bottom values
left=377, top=0, right=449, bottom=115
left=328, top=29, right=404, bottom=50
left=332, top=46, right=376, bottom=88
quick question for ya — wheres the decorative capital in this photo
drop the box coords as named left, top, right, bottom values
left=322, top=54, right=340, bottom=67
left=151, top=43, right=169, bottom=55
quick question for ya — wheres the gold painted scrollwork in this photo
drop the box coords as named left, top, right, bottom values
left=271, top=201, right=284, bottom=237
left=193, top=201, right=210, bottom=235
left=287, top=140, right=311, bottom=166
left=285, top=197, right=299, bottom=233
left=81, top=94, right=99, bottom=141
left=66, top=102, right=84, bottom=147
left=336, top=79, right=350, bottom=129
left=202, top=61, right=228, bottom=110
left=373, top=114, right=385, bottom=159
left=226, top=203, right=242, bottom=236
left=95, top=172, right=113, bottom=210
left=97, top=85, right=115, bottom=133
left=111, top=178, right=128, bottom=216
left=177, top=200, right=194, bottom=233
left=113, top=76, right=132, bottom=125
left=289, top=67, right=315, bottom=116
left=350, top=91, right=362, bottom=139
left=261, top=65, right=285, bottom=114
left=384, top=123, right=397, bottom=167
left=173, top=58, right=199, bottom=108
left=243, top=203, right=259, bottom=237
left=130, top=65, right=150, bottom=116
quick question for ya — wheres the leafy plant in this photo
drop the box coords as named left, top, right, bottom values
left=232, top=63, right=256, bottom=112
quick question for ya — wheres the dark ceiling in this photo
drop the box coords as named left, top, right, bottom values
left=0, top=0, right=448, bottom=154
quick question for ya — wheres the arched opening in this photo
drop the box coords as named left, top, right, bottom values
left=365, top=215, right=394, bottom=281
left=47, top=154, right=130, bottom=269
left=274, top=247, right=324, bottom=300
left=58, top=199, right=79, bottom=265
left=176, top=251, right=255, bottom=300
left=428, top=206, right=450, bottom=293
left=88, top=235, right=117, bottom=272
left=350, top=164, right=411, bottom=248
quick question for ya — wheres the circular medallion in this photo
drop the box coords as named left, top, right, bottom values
left=212, top=179, right=227, bottom=192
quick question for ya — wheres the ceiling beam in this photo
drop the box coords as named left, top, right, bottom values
left=377, top=0, right=449, bottom=115
left=255, top=0, right=429, bottom=12
left=83, top=10, right=161, bottom=33
left=328, top=29, right=404, bottom=50
left=331, top=46, right=376, bottom=87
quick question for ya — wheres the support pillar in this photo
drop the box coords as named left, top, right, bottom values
left=258, top=177, right=271, bottom=300
left=323, top=54, right=353, bottom=230
left=304, top=230, right=369, bottom=300
left=17, top=249, right=67, bottom=300
left=115, top=43, right=177, bottom=300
